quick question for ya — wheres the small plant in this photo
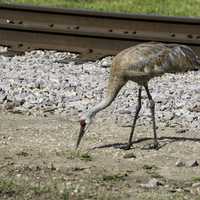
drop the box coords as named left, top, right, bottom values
left=192, top=176, right=200, bottom=182
left=66, top=150, right=93, bottom=161
left=0, top=179, right=20, bottom=196
left=31, top=182, right=51, bottom=195
left=62, top=187, right=70, bottom=200
left=79, top=153, right=92, bottom=161
left=102, top=173, right=127, bottom=182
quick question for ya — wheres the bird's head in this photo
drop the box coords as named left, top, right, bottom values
left=76, top=113, right=92, bottom=149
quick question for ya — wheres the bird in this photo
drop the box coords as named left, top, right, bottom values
left=76, top=42, right=200, bottom=150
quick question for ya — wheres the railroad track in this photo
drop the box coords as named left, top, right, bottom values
left=0, top=4, right=200, bottom=62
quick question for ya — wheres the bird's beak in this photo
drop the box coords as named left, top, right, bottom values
left=76, top=125, right=85, bottom=149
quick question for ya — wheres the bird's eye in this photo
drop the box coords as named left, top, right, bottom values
left=80, top=120, right=86, bottom=127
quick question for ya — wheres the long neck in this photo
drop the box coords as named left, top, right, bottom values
left=86, top=78, right=125, bottom=119
left=87, top=95, right=115, bottom=119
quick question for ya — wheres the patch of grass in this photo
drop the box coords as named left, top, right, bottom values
left=96, top=190, right=121, bottom=200
left=60, top=182, right=121, bottom=200
left=0, top=177, right=111, bottom=200
left=79, top=152, right=93, bottom=161
left=66, top=150, right=93, bottom=161
left=0, top=178, right=61, bottom=199
left=62, top=187, right=70, bottom=200
left=31, top=183, right=51, bottom=196
left=192, top=176, right=200, bottom=182
left=0, top=179, right=22, bottom=197
left=102, top=173, right=127, bottom=182
left=136, top=192, right=187, bottom=200
left=1, top=0, right=200, bottom=16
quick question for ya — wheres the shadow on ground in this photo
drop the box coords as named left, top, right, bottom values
left=91, top=136, right=200, bottom=150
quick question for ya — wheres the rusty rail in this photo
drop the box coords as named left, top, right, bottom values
left=0, top=3, right=200, bottom=61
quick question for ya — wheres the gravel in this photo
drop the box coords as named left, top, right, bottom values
left=140, top=178, right=163, bottom=188
left=0, top=47, right=199, bottom=129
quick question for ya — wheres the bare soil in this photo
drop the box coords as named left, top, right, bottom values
left=0, top=112, right=200, bottom=200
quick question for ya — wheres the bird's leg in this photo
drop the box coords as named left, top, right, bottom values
left=123, top=86, right=142, bottom=150
left=144, top=84, right=159, bottom=149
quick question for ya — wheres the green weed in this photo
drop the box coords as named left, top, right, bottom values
left=1, top=0, right=200, bottom=16
left=66, top=150, right=93, bottom=161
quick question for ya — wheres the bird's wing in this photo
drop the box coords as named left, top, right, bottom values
left=126, top=47, right=172, bottom=75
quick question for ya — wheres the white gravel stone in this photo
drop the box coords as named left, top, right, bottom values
left=192, top=182, right=200, bottom=188
left=175, top=160, right=185, bottom=167
left=140, top=178, right=163, bottom=188
left=0, top=47, right=199, bottom=130
left=186, top=160, right=199, bottom=167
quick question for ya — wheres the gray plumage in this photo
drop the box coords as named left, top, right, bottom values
left=76, top=42, right=200, bottom=150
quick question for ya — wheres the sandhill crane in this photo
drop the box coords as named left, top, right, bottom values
left=76, top=42, right=200, bottom=150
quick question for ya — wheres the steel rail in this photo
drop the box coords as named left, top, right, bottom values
left=0, top=4, right=200, bottom=61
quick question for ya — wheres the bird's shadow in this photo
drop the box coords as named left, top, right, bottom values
left=90, top=136, right=200, bottom=150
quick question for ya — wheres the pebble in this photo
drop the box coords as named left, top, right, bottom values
left=176, top=128, right=188, bottom=134
left=190, top=187, right=200, bottom=195
left=186, top=160, right=199, bottom=167
left=123, top=152, right=136, bottom=159
left=0, top=48, right=199, bottom=130
left=0, top=46, right=7, bottom=52
left=100, top=56, right=112, bottom=68
left=140, top=178, right=163, bottom=188
left=192, top=182, right=200, bottom=188
left=16, top=173, right=22, bottom=178
left=175, top=160, right=185, bottom=167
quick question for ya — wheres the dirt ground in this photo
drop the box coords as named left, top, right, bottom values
left=0, top=112, right=200, bottom=200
